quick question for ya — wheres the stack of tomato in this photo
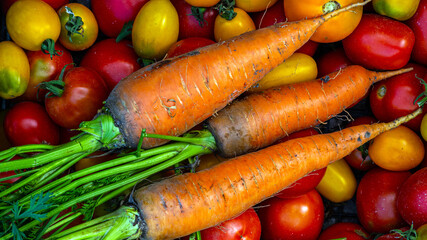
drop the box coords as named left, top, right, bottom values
left=0, top=0, right=426, bottom=239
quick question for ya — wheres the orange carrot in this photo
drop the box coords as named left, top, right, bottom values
left=207, top=65, right=413, bottom=157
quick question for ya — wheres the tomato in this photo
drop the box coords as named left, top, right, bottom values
left=91, top=0, right=148, bottom=38
left=6, top=0, right=61, bottom=52
left=257, top=189, right=324, bottom=240
left=1, top=0, right=68, bottom=13
left=166, top=37, right=216, bottom=58
left=4, top=101, right=60, bottom=146
left=397, top=167, right=427, bottom=229
left=375, top=227, right=417, bottom=240
left=422, top=141, right=427, bottom=168
left=418, top=223, right=427, bottom=239
left=422, top=114, right=427, bottom=141
left=20, top=43, right=73, bottom=102
left=283, top=0, right=363, bottom=43
left=184, top=0, right=220, bottom=7
left=295, top=41, right=319, bottom=57
left=342, top=14, right=415, bottom=70
left=370, top=63, right=427, bottom=131
left=44, top=67, right=108, bottom=129
left=368, top=126, right=425, bottom=171
left=276, top=128, right=319, bottom=143
left=0, top=41, right=30, bottom=99
left=373, top=0, right=420, bottom=20
left=276, top=168, right=326, bottom=199
left=236, top=0, right=279, bottom=12
left=80, top=38, right=140, bottom=92
left=315, top=159, right=357, bottom=203
left=214, top=8, right=256, bottom=42
left=171, top=0, right=218, bottom=40
left=406, top=0, right=427, bottom=66
left=57, top=3, right=99, bottom=51
left=356, top=168, right=411, bottom=233
left=0, top=110, right=11, bottom=151
left=132, top=0, right=179, bottom=60
left=318, top=222, right=370, bottom=240
left=250, top=0, right=286, bottom=29
left=316, top=48, right=352, bottom=79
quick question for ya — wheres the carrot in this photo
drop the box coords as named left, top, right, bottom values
left=50, top=108, right=422, bottom=240
left=207, top=65, right=413, bottom=157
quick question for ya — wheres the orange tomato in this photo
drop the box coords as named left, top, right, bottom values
left=283, top=0, right=363, bottom=43
left=236, top=0, right=279, bottom=12
left=184, top=0, right=220, bottom=7
left=214, top=8, right=256, bottom=42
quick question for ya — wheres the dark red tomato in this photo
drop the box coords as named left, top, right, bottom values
left=405, top=0, right=427, bottom=66
left=257, top=189, right=324, bottom=240
left=91, top=0, right=149, bottom=38
left=4, top=101, right=60, bottom=146
left=369, top=63, right=427, bottom=132
left=316, top=48, right=352, bottom=78
left=59, top=127, right=81, bottom=144
left=171, top=0, right=218, bottom=40
left=318, top=222, right=371, bottom=240
left=295, top=40, right=319, bottom=57
left=80, top=38, right=140, bottom=92
left=356, top=168, right=411, bottom=233
left=375, top=227, right=415, bottom=240
left=276, top=127, right=319, bottom=143
left=343, top=14, right=415, bottom=70
left=397, top=167, right=427, bottom=229
left=44, top=67, right=108, bottom=129
left=344, top=116, right=377, bottom=171
left=250, top=0, right=286, bottom=29
left=166, top=37, right=216, bottom=58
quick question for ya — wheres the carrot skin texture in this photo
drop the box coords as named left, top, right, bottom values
left=134, top=109, right=421, bottom=240
left=207, top=66, right=413, bottom=157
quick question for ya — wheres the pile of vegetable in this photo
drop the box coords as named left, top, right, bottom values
left=0, top=0, right=426, bottom=239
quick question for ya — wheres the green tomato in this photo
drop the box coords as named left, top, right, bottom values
left=373, top=0, right=420, bottom=21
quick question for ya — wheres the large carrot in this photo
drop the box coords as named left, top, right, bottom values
left=49, top=109, right=422, bottom=240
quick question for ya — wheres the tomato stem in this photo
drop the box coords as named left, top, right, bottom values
left=414, top=75, right=427, bottom=108
left=41, top=39, right=62, bottom=60
left=190, top=7, right=207, bottom=27
left=322, top=1, right=341, bottom=14
left=64, top=6, right=85, bottom=41
left=116, top=21, right=133, bottom=43
left=215, top=0, right=237, bottom=20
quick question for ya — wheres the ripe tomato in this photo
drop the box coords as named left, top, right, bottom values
left=44, top=67, right=108, bottom=129
left=4, top=101, right=60, bottom=146
left=356, top=168, right=411, bottom=233
left=283, top=0, right=363, bottom=43
left=368, top=126, right=425, bottom=171
left=214, top=8, right=256, bottom=42
left=396, top=167, right=427, bottom=228
left=57, top=3, right=99, bottom=51
left=342, top=14, right=415, bottom=70
left=236, top=0, right=279, bottom=12
left=422, top=114, right=427, bottom=141
left=184, top=0, right=220, bottom=7
left=372, top=0, right=420, bottom=21
left=406, top=0, right=427, bottom=66
left=418, top=223, right=427, bottom=239
left=257, top=189, right=324, bottom=240
left=318, top=222, right=370, bottom=240
left=1, top=0, right=68, bottom=13
left=80, top=38, right=140, bottom=92
left=316, top=48, right=352, bottom=78
left=375, top=227, right=417, bottom=240
left=166, top=37, right=216, bottom=58
left=295, top=41, right=319, bottom=57
left=250, top=0, right=286, bottom=29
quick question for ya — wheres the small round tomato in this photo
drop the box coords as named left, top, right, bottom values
left=184, top=0, right=220, bottom=7
left=236, top=0, right=279, bottom=12
left=214, top=8, right=256, bottom=42
left=368, top=126, right=425, bottom=171
left=166, top=37, right=216, bottom=58
left=257, top=189, right=324, bottom=240
left=422, top=114, right=427, bottom=141
left=57, top=3, right=99, bottom=51
left=250, top=0, right=286, bottom=29
left=406, top=0, right=427, bottom=66
left=318, top=222, right=370, bottom=240
left=316, top=48, right=352, bottom=79
left=276, top=167, right=326, bottom=199
left=283, top=0, right=363, bottom=43
left=373, top=0, right=420, bottom=21
left=4, top=101, right=60, bottom=146
left=295, top=41, right=319, bottom=57
left=418, top=223, right=427, bottom=239
left=375, top=227, right=417, bottom=240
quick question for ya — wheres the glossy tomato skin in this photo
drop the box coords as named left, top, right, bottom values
left=316, top=48, right=352, bottom=78
left=4, top=101, right=60, bottom=146
left=44, top=67, right=108, bottom=129
left=356, top=168, right=411, bottom=233
left=405, top=0, right=427, bottom=66
left=166, top=37, right=216, bottom=58
left=343, top=14, right=415, bottom=70
left=258, top=189, right=324, bottom=240
left=250, top=0, right=286, bottom=29
left=214, top=8, right=256, bottom=42
left=318, top=222, right=370, bottom=240
left=80, top=38, right=140, bottom=92
left=375, top=227, right=414, bottom=240
left=91, top=0, right=149, bottom=38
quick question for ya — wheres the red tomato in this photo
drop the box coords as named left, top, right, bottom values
left=343, top=14, right=415, bottom=70
left=397, top=167, right=427, bottom=229
left=356, top=168, right=411, bottom=233
left=166, top=37, right=216, bottom=58
left=405, top=0, right=427, bottom=66
left=316, top=48, right=352, bottom=78
left=4, top=101, right=60, bottom=146
left=318, top=222, right=370, bottom=240
left=295, top=40, right=319, bottom=57
left=44, top=67, right=108, bottom=129
left=80, top=38, right=140, bottom=92
left=91, top=0, right=148, bottom=38
left=250, top=0, right=286, bottom=29
left=369, top=63, right=427, bottom=131
left=257, top=189, right=324, bottom=240
left=375, top=227, right=416, bottom=240
left=276, top=128, right=319, bottom=143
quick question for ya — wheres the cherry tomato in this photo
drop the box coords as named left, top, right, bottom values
left=184, top=0, right=220, bottom=7
left=406, top=0, right=427, bottom=66
left=80, top=38, right=140, bottom=92
left=421, top=114, right=427, bottom=141
left=295, top=41, right=319, bottom=57
left=276, top=128, right=319, bottom=143
left=214, top=8, right=256, bottom=42
left=342, top=14, right=415, bottom=70
left=418, top=223, right=427, bottom=239
left=397, top=167, right=427, bottom=229
left=250, top=0, right=286, bottom=29
left=375, top=227, right=417, bottom=240
left=166, top=37, right=216, bottom=58
left=44, top=67, right=108, bottom=129
left=318, top=222, right=370, bottom=240
left=316, top=48, right=352, bottom=79
left=373, top=0, right=420, bottom=21
left=57, top=3, right=99, bottom=51
left=368, top=126, right=425, bottom=171
left=4, top=101, right=60, bottom=146
left=1, top=0, right=68, bottom=13
left=283, top=0, right=363, bottom=43
left=257, top=189, right=324, bottom=240
left=356, top=168, right=411, bottom=233
left=236, top=0, right=279, bottom=12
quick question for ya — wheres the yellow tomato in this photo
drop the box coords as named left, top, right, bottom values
left=248, top=53, right=317, bottom=92
left=369, top=126, right=425, bottom=171
left=185, top=0, right=220, bottom=7
left=316, top=159, right=357, bottom=203
left=214, top=8, right=256, bottom=42
left=418, top=223, right=427, bottom=240
left=236, top=0, right=279, bottom=12
left=132, top=0, right=179, bottom=60
left=6, top=0, right=61, bottom=51
left=373, top=0, right=420, bottom=21
left=421, top=113, right=427, bottom=142
left=283, top=0, right=363, bottom=43
left=0, top=41, right=30, bottom=99
left=58, top=3, right=99, bottom=51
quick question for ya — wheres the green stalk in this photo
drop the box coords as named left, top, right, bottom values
left=0, top=144, right=55, bottom=161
